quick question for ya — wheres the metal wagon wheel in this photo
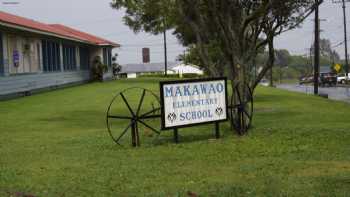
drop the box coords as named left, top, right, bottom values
left=106, top=87, right=161, bottom=147
left=230, top=82, right=254, bottom=135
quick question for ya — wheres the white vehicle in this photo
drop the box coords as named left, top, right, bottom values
left=259, top=79, right=269, bottom=87
left=337, top=74, right=350, bottom=84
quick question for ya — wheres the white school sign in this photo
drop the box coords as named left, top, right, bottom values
left=160, top=78, right=228, bottom=129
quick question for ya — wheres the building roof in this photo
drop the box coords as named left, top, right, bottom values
left=49, top=24, right=119, bottom=47
left=0, top=11, right=119, bottom=47
left=120, top=62, right=178, bottom=74
left=172, top=64, right=204, bottom=74
left=172, top=64, right=202, bottom=70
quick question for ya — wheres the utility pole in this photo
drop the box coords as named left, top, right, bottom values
left=314, top=0, right=320, bottom=95
left=163, top=29, right=168, bottom=77
left=333, top=0, right=350, bottom=77
left=344, top=0, right=349, bottom=77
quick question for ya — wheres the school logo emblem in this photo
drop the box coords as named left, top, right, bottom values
left=215, top=107, right=223, bottom=116
left=167, top=113, right=177, bottom=123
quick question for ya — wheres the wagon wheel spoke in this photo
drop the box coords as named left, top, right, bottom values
left=243, top=96, right=252, bottom=104
left=231, top=104, right=240, bottom=108
left=243, top=100, right=253, bottom=128
left=244, top=102, right=252, bottom=112
left=245, top=95, right=253, bottom=103
left=229, top=82, right=254, bottom=134
left=113, top=121, right=133, bottom=145
left=243, top=109, right=252, bottom=119
left=135, top=122, right=140, bottom=146
left=232, top=117, right=239, bottom=127
left=235, top=87, right=243, bottom=104
left=235, top=112, right=244, bottom=135
left=138, top=119, right=160, bottom=135
left=107, top=115, right=132, bottom=120
left=106, top=87, right=162, bottom=146
left=241, top=112, right=246, bottom=129
left=239, top=114, right=248, bottom=134
left=140, top=114, right=161, bottom=120
left=136, top=89, right=146, bottom=116
left=140, top=107, right=161, bottom=118
left=231, top=111, right=240, bottom=129
left=120, top=92, right=135, bottom=117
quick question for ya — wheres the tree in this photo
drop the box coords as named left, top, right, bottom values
left=176, top=1, right=319, bottom=88
left=91, top=56, right=108, bottom=82
left=275, top=49, right=291, bottom=83
left=311, top=38, right=341, bottom=64
left=111, top=0, right=321, bottom=134
left=275, top=49, right=291, bottom=68
left=112, top=54, right=122, bottom=78
left=110, top=0, right=175, bottom=34
left=177, top=44, right=227, bottom=77
left=112, top=0, right=318, bottom=88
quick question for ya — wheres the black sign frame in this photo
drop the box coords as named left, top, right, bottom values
left=159, top=77, right=229, bottom=130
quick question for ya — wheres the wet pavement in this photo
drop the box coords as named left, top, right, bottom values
left=276, top=84, right=350, bottom=103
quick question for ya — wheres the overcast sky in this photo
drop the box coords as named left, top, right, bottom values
left=0, top=0, right=349, bottom=64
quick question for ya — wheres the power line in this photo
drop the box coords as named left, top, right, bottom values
left=117, top=49, right=184, bottom=54
left=332, top=40, right=345, bottom=48
left=119, top=42, right=180, bottom=48
left=1, top=1, right=20, bottom=5
left=98, top=31, right=136, bottom=37
left=67, top=17, right=119, bottom=26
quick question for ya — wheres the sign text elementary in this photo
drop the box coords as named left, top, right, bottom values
left=160, top=78, right=228, bottom=129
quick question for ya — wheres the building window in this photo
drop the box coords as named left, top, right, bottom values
left=0, top=32, right=3, bottom=75
left=79, top=46, right=90, bottom=70
left=42, top=40, right=61, bottom=72
left=103, top=48, right=112, bottom=67
left=108, top=48, right=112, bottom=67
left=6, top=36, right=40, bottom=74
left=63, top=44, right=77, bottom=71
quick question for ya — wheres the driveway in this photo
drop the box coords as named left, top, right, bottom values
left=277, top=84, right=350, bottom=103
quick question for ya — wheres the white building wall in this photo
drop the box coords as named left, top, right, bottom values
left=127, top=73, right=137, bottom=79
left=90, top=48, right=103, bottom=64
left=172, top=64, right=204, bottom=75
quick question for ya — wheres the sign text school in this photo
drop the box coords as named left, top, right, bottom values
left=160, top=78, right=228, bottom=129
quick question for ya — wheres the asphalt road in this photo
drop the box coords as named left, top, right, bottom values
left=276, top=84, right=350, bottom=103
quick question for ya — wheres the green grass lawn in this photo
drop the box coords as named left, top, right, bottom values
left=0, top=78, right=350, bottom=197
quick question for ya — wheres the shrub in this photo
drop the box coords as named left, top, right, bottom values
left=91, top=56, right=108, bottom=81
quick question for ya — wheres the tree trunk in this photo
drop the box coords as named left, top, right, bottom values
left=230, top=57, right=252, bottom=135
left=269, top=66, right=273, bottom=87
left=253, top=36, right=275, bottom=89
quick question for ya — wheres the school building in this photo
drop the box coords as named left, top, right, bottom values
left=0, top=11, right=119, bottom=97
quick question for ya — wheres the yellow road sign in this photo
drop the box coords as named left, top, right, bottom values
left=334, top=64, right=342, bottom=73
